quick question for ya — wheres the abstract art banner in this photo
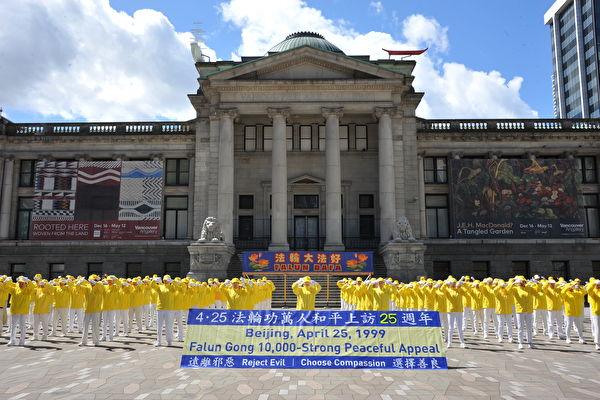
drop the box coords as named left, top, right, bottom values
left=449, top=158, right=585, bottom=238
left=181, top=310, right=447, bottom=369
left=30, top=161, right=163, bottom=240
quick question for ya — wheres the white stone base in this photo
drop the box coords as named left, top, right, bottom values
left=380, top=241, right=426, bottom=282
left=187, top=241, right=235, bottom=281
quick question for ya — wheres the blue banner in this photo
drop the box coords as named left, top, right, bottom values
left=241, top=251, right=374, bottom=273
left=181, top=309, right=447, bottom=370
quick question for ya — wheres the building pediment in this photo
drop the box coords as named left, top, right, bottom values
left=205, top=46, right=405, bottom=82
left=289, top=174, right=325, bottom=185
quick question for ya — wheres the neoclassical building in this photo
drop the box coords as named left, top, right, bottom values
left=1, top=32, right=600, bottom=290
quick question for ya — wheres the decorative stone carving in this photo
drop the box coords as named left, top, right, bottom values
left=187, top=241, right=235, bottom=281
left=198, top=216, right=224, bottom=242
left=392, top=216, right=415, bottom=242
left=321, top=107, right=344, bottom=119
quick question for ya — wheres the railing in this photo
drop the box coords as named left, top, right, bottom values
left=233, top=236, right=380, bottom=250
left=417, top=118, right=600, bottom=133
left=5, top=121, right=195, bottom=136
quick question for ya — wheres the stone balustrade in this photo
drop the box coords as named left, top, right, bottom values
left=418, top=118, right=600, bottom=132
left=5, top=121, right=195, bottom=136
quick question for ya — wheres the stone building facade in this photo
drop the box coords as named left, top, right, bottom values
left=1, top=32, right=600, bottom=281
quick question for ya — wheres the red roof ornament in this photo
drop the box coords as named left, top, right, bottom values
left=382, top=48, right=428, bottom=59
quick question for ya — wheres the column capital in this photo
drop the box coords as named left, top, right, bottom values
left=217, top=108, right=238, bottom=119
left=267, top=107, right=290, bottom=120
left=374, top=106, right=400, bottom=119
left=321, top=107, right=344, bottom=119
left=208, top=107, right=220, bottom=121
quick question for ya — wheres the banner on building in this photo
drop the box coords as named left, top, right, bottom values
left=181, top=309, right=447, bottom=369
left=30, top=160, right=163, bottom=240
left=449, top=158, right=585, bottom=238
left=241, top=251, right=374, bottom=274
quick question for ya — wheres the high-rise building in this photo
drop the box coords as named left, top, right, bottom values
left=545, top=0, right=600, bottom=118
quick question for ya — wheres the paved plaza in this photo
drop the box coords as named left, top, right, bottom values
left=0, top=325, right=599, bottom=400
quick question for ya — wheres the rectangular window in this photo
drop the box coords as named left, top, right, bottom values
left=577, top=156, right=597, bottom=183
left=263, top=126, right=273, bottom=151
left=583, top=193, right=600, bottom=237
left=472, top=261, right=490, bottom=279
left=164, top=262, right=181, bottom=278
left=286, top=126, right=293, bottom=151
left=511, top=261, right=530, bottom=278
left=16, top=197, right=34, bottom=240
left=238, top=215, right=254, bottom=240
left=432, top=261, right=451, bottom=280
left=355, top=125, right=368, bottom=151
left=19, top=160, right=36, bottom=187
left=164, top=196, right=188, bottom=239
left=165, top=158, right=189, bottom=186
left=424, top=157, right=448, bottom=184
left=340, top=125, right=349, bottom=151
left=359, top=215, right=375, bottom=238
left=294, top=195, right=319, bottom=209
left=49, top=263, right=65, bottom=279
left=87, top=262, right=103, bottom=277
left=300, top=125, right=312, bottom=151
left=239, top=195, right=254, bottom=210
left=244, top=126, right=257, bottom=151
left=425, top=195, right=449, bottom=238
left=359, top=194, right=374, bottom=209
left=552, top=261, right=569, bottom=280
left=318, top=126, right=326, bottom=151
left=10, top=263, right=26, bottom=280
left=126, top=262, right=142, bottom=278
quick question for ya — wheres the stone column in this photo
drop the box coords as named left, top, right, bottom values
left=268, top=107, right=290, bottom=251
left=217, top=108, right=238, bottom=244
left=375, top=107, right=396, bottom=244
left=417, top=153, right=427, bottom=239
left=0, top=157, right=15, bottom=239
left=322, top=107, right=344, bottom=250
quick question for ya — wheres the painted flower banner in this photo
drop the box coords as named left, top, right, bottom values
left=242, top=251, right=374, bottom=273
left=449, top=158, right=585, bottom=239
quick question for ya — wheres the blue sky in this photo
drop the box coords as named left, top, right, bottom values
left=0, top=0, right=555, bottom=122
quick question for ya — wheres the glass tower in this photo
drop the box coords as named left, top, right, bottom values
left=545, top=0, right=600, bottom=118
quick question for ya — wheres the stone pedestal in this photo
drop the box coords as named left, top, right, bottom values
left=187, top=241, right=235, bottom=281
left=380, top=241, right=426, bottom=282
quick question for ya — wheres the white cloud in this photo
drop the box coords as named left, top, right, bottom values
left=370, top=1, right=384, bottom=14
left=0, top=0, right=214, bottom=121
left=219, top=0, right=538, bottom=118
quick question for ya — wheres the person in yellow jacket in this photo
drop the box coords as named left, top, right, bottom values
left=69, top=278, right=86, bottom=333
left=101, top=276, right=120, bottom=342
left=508, top=277, right=535, bottom=349
left=543, top=278, right=565, bottom=339
left=6, top=277, right=34, bottom=346
left=172, top=278, right=187, bottom=341
left=221, top=278, right=249, bottom=310
left=0, top=276, right=10, bottom=332
left=153, top=275, right=177, bottom=347
left=80, top=276, right=104, bottom=346
left=468, top=281, right=485, bottom=335
left=531, top=277, right=548, bottom=337
left=443, top=277, right=466, bottom=348
left=561, top=281, right=585, bottom=344
left=129, top=279, right=146, bottom=333
left=433, top=281, right=449, bottom=335
left=292, top=276, right=321, bottom=311
left=369, top=278, right=391, bottom=311
left=116, top=280, right=131, bottom=336
left=585, top=278, right=600, bottom=350
left=32, top=280, right=54, bottom=341
left=493, top=280, right=514, bottom=343
left=480, top=278, right=496, bottom=339
left=51, top=279, right=71, bottom=337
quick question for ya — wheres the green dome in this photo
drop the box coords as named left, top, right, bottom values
left=268, top=32, right=344, bottom=55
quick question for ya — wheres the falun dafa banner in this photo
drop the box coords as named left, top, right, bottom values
left=242, top=251, right=374, bottom=274
left=181, top=310, right=447, bottom=370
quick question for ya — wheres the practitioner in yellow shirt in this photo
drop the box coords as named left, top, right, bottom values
left=493, top=280, right=514, bottom=343
left=32, top=280, right=54, bottom=341
left=480, top=278, right=496, bottom=339
left=292, top=276, right=321, bottom=311
left=369, top=278, right=391, bottom=311
left=51, top=279, right=71, bottom=337
left=508, top=277, right=536, bottom=349
left=153, top=275, right=178, bottom=347
left=543, top=278, right=565, bottom=339
left=443, top=277, right=466, bottom=348
left=561, top=281, right=585, bottom=344
left=6, top=277, right=34, bottom=346
left=585, top=278, right=600, bottom=350
left=69, top=278, right=86, bottom=333
left=101, top=276, right=120, bottom=342
left=80, top=276, right=104, bottom=346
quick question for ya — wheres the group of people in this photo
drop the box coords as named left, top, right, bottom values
left=337, top=275, right=600, bottom=350
left=0, top=274, right=274, bottom=347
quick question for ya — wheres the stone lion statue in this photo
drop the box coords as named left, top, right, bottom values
left=198, top=217, right=223, bottom=242
left=392, top=216, right=415, bottom=242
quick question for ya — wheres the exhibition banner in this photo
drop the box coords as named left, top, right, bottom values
left=181, top=309, right=447, bottom=369
left=242, top=251, right=374, bottom=274
left=30, top=160, right=163, bottom=240
left=449, top=158, right=585, bottom=238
